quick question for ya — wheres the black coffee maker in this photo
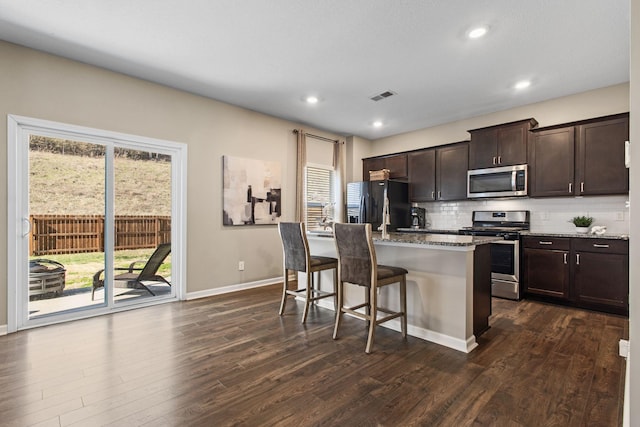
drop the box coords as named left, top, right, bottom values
left=410, top=207, right=426, bottom=229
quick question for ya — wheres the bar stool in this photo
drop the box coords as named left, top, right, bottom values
left=333, top=223, right=407, bottom=353
left=277, top=222, right=338, bottom=323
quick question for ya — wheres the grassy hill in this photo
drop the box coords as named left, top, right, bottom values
left=29, top=150, right=171, bottom=215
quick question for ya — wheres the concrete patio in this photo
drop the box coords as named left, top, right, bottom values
left=29, top=282, right=172, bottom=317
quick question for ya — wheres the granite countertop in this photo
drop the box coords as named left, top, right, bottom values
left=307, top=230, right=501, bottom=247
left=520, top=231, right=629, bottom=240
left=396, top=228, right=460, bottom=235
left=373, top=232, right=502, bottom=247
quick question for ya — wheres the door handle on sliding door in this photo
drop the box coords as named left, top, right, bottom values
left=21, top=217, right=31, bottom=237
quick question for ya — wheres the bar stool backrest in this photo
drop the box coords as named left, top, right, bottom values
left=278, top=222, right=309, bottom=273
left=333, top=223, right=376, bottom=287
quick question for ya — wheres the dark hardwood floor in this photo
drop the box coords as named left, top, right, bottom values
left=0, top=284, right=627, bottom=426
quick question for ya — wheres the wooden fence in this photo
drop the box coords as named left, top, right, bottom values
left=30, top=214, right=171, bottom=256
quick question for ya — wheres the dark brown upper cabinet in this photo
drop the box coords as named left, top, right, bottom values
left=437, top=142, right=469, bottom=201
left=575, top=115, right=629, bottom=195
left=362, top=153, right=407, bottom=181
left=528, top=126, right=576, bottom=197
left=468, top=118, right=538, bottom=170
left=529, top=113, right=629, bottom=197
left=362, top=157, right=385, bottom=180
left=408, top=149, right=436, bottom=201
left=407, top=142, right=468, bottom=202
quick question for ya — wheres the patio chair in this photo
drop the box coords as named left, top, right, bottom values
left=92, top=243, right=172, bottom=300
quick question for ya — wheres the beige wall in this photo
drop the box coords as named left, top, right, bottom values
left=0, top=41, right=343, bottom=325
left=345, top=135, right=372, bottom=182
left=370, top=83, right=629, bottom=156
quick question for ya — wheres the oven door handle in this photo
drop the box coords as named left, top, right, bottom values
left=492, top=238, right=518, bottom=245
left=490, top=238, right=519, bottom=282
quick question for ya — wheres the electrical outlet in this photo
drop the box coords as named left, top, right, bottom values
left=238, top=261, right=245, bottom=271
left=616, top=212, right=625, bottom=221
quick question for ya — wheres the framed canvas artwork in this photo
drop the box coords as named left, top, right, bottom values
left=222, top=155, right=282, bottom=226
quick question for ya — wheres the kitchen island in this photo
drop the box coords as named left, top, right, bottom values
left=306, top=231, right=501, bottom=353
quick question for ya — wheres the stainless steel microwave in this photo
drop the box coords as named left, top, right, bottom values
left=467, top=164, right=527, bottom=198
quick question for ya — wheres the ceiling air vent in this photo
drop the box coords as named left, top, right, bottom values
left=370, top=90, right=396, bottom=102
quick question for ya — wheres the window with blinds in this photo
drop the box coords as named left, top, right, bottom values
left=306, top=165, right=335, bottom=230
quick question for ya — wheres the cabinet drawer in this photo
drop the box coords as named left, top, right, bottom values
left=522, top=236, right=570, bottom=250
left=572, top=238, right=628, bottom=254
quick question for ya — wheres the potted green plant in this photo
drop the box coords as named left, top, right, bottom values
left=570, top=215, right=594, bottom=233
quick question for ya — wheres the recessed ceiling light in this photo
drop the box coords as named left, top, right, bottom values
left=467, top=26, right=488, bottom=39
left=305, top=96, right=319, bottom=104
left=514, top=80, right=531, bottom=90
left=373, top=121, right=383, bottom=128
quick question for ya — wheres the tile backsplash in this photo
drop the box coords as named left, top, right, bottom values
left=416, top=195, right=629, bottom=235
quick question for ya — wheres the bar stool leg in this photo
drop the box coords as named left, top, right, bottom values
left=365, top=285, right=378, bottom=354
left=333, top=279, right=343, bottom=340
left=332, top=268, right=338, bottom=313
left=302, top=271, right=313, bottom=323
left=364, top=286, right=371, bottom=328
left=279, top=267, right=289, bottom=316
left=400, top=277, right=407, bottom=339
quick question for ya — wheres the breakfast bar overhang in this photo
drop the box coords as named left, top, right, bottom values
left=306, top=232, right=501, bottom=353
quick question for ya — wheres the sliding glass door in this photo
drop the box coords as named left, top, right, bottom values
left=112, top=147, right=172, bottom=306
left=27, top=135, right=109, bottom=317
left=8, top=115, right=186, bottom=331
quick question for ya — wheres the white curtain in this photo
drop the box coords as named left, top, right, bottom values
left=295, top=130, right=306, bottom=222
left=333, top=140, right=346, bottom=223
left=294, top=129, right=344, bottom=225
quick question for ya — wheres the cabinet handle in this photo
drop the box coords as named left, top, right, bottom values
left=539, top=241, right=553, bottom=245
left=580, top=182, right=584, bottom=193
left=431, top=191, right=435, bottom=199
left=563, top=253, right=567, bottom=264
left=576, top=253, right=580, bottom=265
left=593, top=244, right=610, bottom=248
left=498, top=156, right=502, bottom=164
left=492, top=156, right=497, bottom=165
left=438, top=191, right=442, bottom=199
left=568, top=183, right=573, bottom=193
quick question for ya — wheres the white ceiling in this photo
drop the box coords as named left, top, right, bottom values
left=0, top=1, right=630, bottom=140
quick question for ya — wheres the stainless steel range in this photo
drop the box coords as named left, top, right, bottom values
left=459, top=210, right=530, bottom=300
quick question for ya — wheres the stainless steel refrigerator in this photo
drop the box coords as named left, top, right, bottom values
left=346, top=180, right=410, bottom=231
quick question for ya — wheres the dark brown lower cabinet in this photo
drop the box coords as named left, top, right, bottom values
left=522, top=237, right=570, bottom=299
left=524, top=249, right=570, bottom=299
left=522, top=236, right=628, bottom=315
left=573, top=239, right=628, bottom=314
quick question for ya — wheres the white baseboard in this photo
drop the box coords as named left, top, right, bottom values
left=185, top=277, right=281, bottom=300
left=0, top=324, right=7, bottom=336
left=315, top=299, right=477, bottom=353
